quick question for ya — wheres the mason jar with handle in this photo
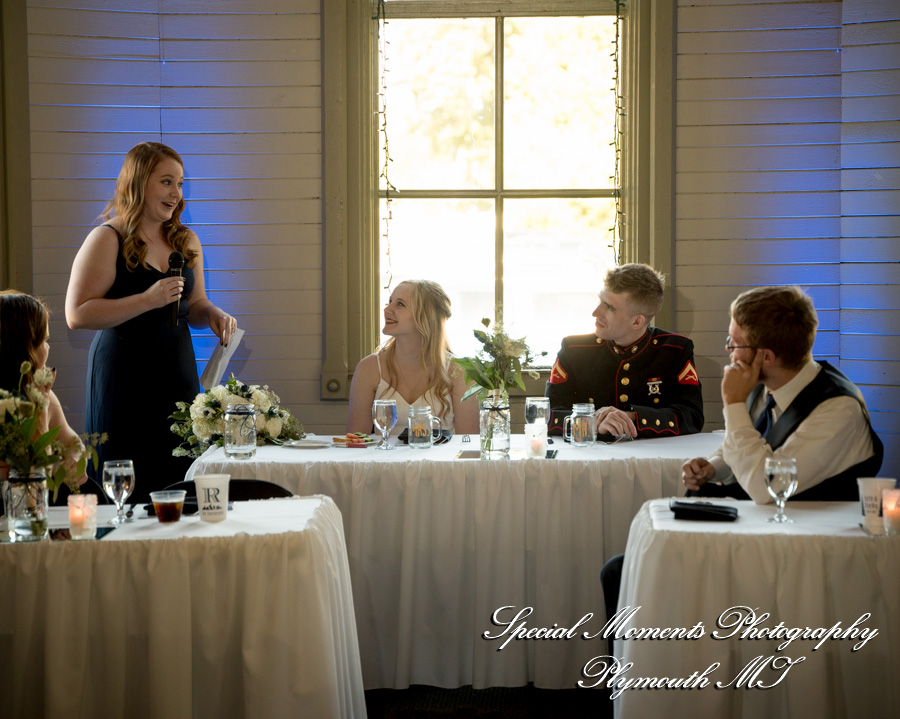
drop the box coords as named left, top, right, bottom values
left=408, top=405, right=443, bottom=449
left=564, top=403, right=597, bottom=447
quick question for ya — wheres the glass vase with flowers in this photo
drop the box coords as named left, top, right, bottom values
left=1, top=362, right=105, bottom=541
left=451, top=319, right=545, bottom=460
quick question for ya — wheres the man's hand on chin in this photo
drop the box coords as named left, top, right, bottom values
left=721, top=350, right=763, bottom=405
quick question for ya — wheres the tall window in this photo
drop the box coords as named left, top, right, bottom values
left=376, top=3, right=620, bottom=359
left=321, top=0, right=673, bottom=400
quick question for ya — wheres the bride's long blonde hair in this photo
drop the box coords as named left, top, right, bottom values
left=379, top=280, right=454, bottom=420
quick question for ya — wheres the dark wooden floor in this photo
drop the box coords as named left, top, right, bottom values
left=365, top=684, right=613, bottom=719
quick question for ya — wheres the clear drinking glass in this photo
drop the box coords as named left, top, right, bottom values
left=764, top=457, right=798, bottom=523
left=408, top=405, right=442, bottom=449
left=564, top=403, right=596, bottom=447
left=372, top=399, right=398, bottom=450
left=524, top=396, right=550, bottom=425
left=102, top=459, right=135, bottom=525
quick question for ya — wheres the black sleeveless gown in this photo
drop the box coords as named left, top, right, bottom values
left=85, top=227, right=200, bottom=504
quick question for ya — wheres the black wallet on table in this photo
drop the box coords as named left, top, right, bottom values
left=669, top=500, right=739, bottom=521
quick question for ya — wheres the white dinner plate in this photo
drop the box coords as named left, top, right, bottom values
left=284, top=438, right=331, bottom=449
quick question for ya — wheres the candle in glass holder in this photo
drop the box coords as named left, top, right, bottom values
left=883, top=489, right=900, bottom=536
left=525, top=420, right=548, bottom=459
left=68, top=494, right=98, bottom=540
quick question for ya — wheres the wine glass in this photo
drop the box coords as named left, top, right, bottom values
left=764, top=457, right=798, bottom=523
left=372, top=399, right=398, bottom=450
left=102, top=459, right=135, bottom=525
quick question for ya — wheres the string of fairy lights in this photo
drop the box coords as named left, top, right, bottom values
left=376, top=1, right=625, bottom=283
left=376, top=0, right=395, bottom=290
left=613, top=1, right=624, bottom=264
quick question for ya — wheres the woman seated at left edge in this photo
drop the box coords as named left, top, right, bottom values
left=0, top=291, right=87, bottom=491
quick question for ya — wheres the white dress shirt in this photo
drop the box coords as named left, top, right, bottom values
left=708, top=360, right=875, bottom=504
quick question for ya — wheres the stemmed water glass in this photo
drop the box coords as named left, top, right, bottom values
left=764, top=457, right=798, bottom=523
left=102, top=459, right=135, bottom=525
left=372, top=399, right=398, bottom=450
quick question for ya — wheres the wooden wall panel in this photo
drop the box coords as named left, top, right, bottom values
left=676, top=0, right=898, bottom=478
left=676, top=0, right=840, bottom=429
left=840, top=0, right=900, bottom=477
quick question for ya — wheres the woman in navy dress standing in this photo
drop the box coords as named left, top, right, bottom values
left=65, top=142, right=236, bottom=503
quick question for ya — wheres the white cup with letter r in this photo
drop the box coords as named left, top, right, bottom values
left=857, top=477, right=897, bottom=535
left=195, top=474, right=230, bottom=523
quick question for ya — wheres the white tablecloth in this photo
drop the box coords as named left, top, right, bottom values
left=188, top=433, right=723, bottom=689
left=614, top=499, right=900, bottom=718
left=0, top=497, right=367, bottom=719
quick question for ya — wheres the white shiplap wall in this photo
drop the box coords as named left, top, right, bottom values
left=676, top=0, right=899, bottom=476
left=676, top=0, right=843, bottom=425
left=28, top=0, right=349, bottom=435
left=839, top=0, right=900, bottom=477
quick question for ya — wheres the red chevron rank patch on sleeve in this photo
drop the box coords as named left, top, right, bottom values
left=549, top=359, right=568, bottom=384
left=677, top=361, right=699, bottom=385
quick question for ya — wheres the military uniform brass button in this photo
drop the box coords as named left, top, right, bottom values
left=623, top=363, right=630, bottom=370
left=655, top=419, right=660, bottom=426
left=620, top=394, right=628, bottom=402
left=652, top=340, right=658, bottom=345
left=668, top=421, right=674, bottom=427
left=621, top=378, right=629, bottom=386
left=653, top=398, right=659, bottom=403
left=641, top=419, right=647, bottom=425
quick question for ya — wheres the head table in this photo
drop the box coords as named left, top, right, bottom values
left=187, top=432, right=723, bottom=690
left=0, top=497, right=366, bottom=719
left=614, top=499, right=899, bottom=719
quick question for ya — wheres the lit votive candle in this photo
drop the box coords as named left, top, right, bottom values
left=68, top=494, right=98, bottom=540
left=525, top=420, right=548, bottom=459
left=883, top=489, right=900, bottom=537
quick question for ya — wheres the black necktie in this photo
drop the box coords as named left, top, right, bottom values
left=754, top=392, right=777, bottom=437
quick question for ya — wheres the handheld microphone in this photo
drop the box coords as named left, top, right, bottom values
left=168, top=251, right=185, bottom=326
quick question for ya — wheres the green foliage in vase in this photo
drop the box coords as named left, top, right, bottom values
left=451, top=318, right=546, bottom=402
left=0, top=362, right=105, bottom=499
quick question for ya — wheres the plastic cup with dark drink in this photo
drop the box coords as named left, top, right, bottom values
left=149, top=490, right=187, bottom=523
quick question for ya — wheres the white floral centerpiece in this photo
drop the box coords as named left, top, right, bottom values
left=170, top=375, right=304, bottom=458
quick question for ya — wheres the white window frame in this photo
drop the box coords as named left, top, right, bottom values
left=320, top=0, right=674, bottom=400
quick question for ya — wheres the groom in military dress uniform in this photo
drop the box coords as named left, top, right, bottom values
left=546, top=264, right=704, bottom=438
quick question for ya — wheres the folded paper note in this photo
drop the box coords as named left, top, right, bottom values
left=200, top=328, right=244, bottom=390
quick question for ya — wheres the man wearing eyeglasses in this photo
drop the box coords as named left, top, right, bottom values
left=682, top=285, right=882, bottom=502
left=545, top=263, right=704, bottom=439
